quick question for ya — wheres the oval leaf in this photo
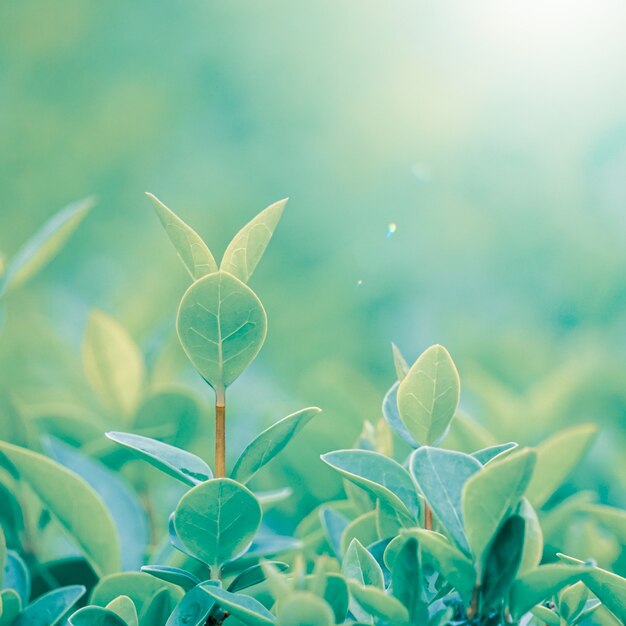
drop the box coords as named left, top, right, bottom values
left=410, top=446, right=481, bottom=554
left=177, top=271, right=267, bottom=389
left=147, top=192, right=217, bottom=279
left=199, top=586, right=275, bottom=625
left=106, top=431, right=212, bottom=486
left=220, top=198, right=287, bottom=283
left=14, top=585, right=85, bottom=626
left=174, top=478, right=262, bottom=572
left=82, top=310, right=145, bottom=419
left=321, top=450, right=419, bottom=525
left=462, top=448, right=537, bottom=563
left=397, top=344, right=460, bottom=446
left=382, top=382, right=418, bottom=448
left=231, top=407, right=321, bottom=483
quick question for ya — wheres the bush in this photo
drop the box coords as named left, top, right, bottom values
left=0, top=197, right=625, bottom=626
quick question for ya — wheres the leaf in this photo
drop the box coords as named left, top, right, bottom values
left=200, top=586, right=275, bottom=625
left=526, top=424, right=598, bottom=508
left=0, top=197, right=94, bottom=296
left=481, top=515, right=525, bottom=610
left=321, top=450, right=419, bottom=524
left=397, top=344, right=460, bottom=446
left=177, top=271, right=267, bottom=390
left=232, top=407, right=320, bottom=483
left=147, top=192, right=218, bottom=279
left=3, top=551, right=30, bottom=605
left=14, top=585, right=85, bottom=626
left=165, top=584, right=215, bottom=626
left=509, top=564, right=590, bottom=618
left=173, top=478, right=262, bottom=572
left=106, top=431, right=212, bottom=486
left=584, top=504, right=626, bottom=543
left=0, top=589, right=21, bottom=625
left=138, top=587, right=177, bottom=625
left=106, top=596, right=139, bottom=626
left=277, top=591, right=335, bottom=626
left=342, top=539, right=384, bottom=589
left=91, top=573, right=183, bottom=619
left=392, top=537, right=427, bottom=625
left=531, top=605, right=561, bottom=626
left=471, top=442, right=518, bottom=465
left=517, top=498, right=543, bottom=576
left=319, top=508, right=349, bottom=559
left=0, top=442, right=120, bottom=576
left=390, top=530, right=476, bottom=602
left=68, top=607, right=128, bottom=626
left=391, top=343, right=409, bottom=381
left=462, top=448, right=536, bottom=563
left=82, top=310, right=145, bottom=419
left=559, top=582, right=589, bottom=623
left=340, top=511, right=378, bottom=557
left=228, top=562, right=288, bottom=592
left=557, top=553, right=626, bottom=624
left=348, top=582, right=409, bottom=624
left=409, top=446, right=481, bottom=553
left=382, top=383, right=419, bottom=448
left=46, top=437, right=148, bottom=571
left=140, top=565, right=201, bottom=591
left=220, top=198, right=287, bottom=283
left=322, top=574, right=349, bottom=624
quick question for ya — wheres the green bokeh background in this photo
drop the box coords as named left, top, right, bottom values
left=1, top=1, right=626, bottom=519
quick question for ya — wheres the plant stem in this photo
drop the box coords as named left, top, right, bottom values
left=215, top=386, right=226, bottom=478
left=424, top=502, right=433, bottom=530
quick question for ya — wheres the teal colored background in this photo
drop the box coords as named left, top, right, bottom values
left=1, top=1, right=626, bottom=525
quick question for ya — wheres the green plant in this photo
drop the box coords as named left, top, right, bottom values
left=1, top=194, right=625, bottom=626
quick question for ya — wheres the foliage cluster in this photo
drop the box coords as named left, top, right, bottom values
left=0, top=198, right=625, bottom=626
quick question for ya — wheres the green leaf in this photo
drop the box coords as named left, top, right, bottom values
left=517, top=498, right=543, bottom=576
left=340, top=511, right=378, bottom=557
left=397, top=344, right=460, bottom=446
left=232, top=407, right=321, bottom=483
left=46, top=437, right=148, bottom=572
left=14, top=585, right=85, bottom=626
left=526, top=424, right=598, bottom=508
left=277, top=592, right=335, bottom=626
left=342, top=539, right=384, bottom=589
left=392, top=537, right=427, bottom=625
left=558, top=553, right=626, bottom=624
left=0, top=197, right=94, bottom=296
left=82, top=310, right=145, bottom=419
left=471, top=442, right=518, bottom=465
left=3, top=550, right=30, bottom=605
left=391, top=343, right=409, bottom=381
left=91, top=573, right=183, bottom=619
left=228, top=562, right=288, bottom=592
left=220, top=198, right=287, bottom=283
left=320, top=508, right=350, bottom=558
left=509, top=564, right=590, bottom=618
left=382, top=383, right=419, bottom=448
left=462, top=448, right=536, bottom=563
left=138, top=587, right=177, bottom=625
left=0, top=589, right=22, bottom=625
left=177, top=271, right=267, bottom=390
left=409, top=446, right=481, bottom=554
left=106, top=596, right=139, bottom=626
left=200, top=586, right=275, bottom=625
left=106, top=431, right=212, bottom=486
left=321, top=450, right=419, bottom=524
left=390, top=530, right=476, bottom=603
left=481, top=515, right=525, bottom=610
left=140, top=565, right=201, bottom=591
left=531, top=605, right=561, bottom=626
left=68, top=607, right=128, bottom=626
left=348, top=582, right=409, bottom=625
left=0, top=442, right=121, bottom=576
left=174, top=478, right=262, bottom=572
left=321, top=574, right=349, bottom=624
left=165, top=584, right=215, bottom=626
left=583, top=504, right=626, bottom=544
left=559, top=582, right=589, bottom=623
left=147, top=192, right=218, bottom=279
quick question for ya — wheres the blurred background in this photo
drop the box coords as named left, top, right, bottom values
left=1, top=0, right=625, bottom=553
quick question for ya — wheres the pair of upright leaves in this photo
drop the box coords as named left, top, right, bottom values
left=148, top=193, right=286, bottom=391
